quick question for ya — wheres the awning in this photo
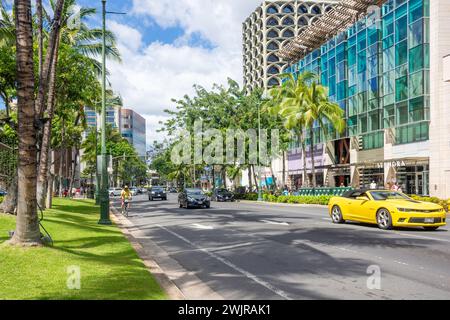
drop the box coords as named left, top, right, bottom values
left=278, top=0, right=387, bottom=62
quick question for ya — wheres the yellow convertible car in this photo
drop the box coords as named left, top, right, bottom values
left=328, top=189, right=447, bottom=231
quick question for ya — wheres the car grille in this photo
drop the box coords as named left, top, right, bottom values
left=409, top=218, right=442, bottom=224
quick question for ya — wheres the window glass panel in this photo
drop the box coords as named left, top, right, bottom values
left=384, top=104, right=395, bottom=128
left=409, top=96, right=425, bottom=122
left=409, top=19, right=423, bottom=49
left=409, top=71, right=424, bottom=98
left=396, top=102, right=408, bottom=124
left=358, top=51, right=366, bottom=73
left=395, top=40, right=407, bottom=66
left=348, top=45, right=356, bottom=66
left=395, top=75, right=408, bottom=102
left=395, top=15, right=408, bottom=42
left=409, top=44, right=424, bottom=73
left=409, top=0, right=423, bottom=22
left=358, top=31, right=366, bottom=52
left=383, top=46, right=395, bottom=72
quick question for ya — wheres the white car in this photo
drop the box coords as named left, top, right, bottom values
left=109, top=188, right=122, bottom=197
left=130, top=188, right=138, bottom=196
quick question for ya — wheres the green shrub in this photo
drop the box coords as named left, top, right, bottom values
left=0, top=196, right=3, bottom=204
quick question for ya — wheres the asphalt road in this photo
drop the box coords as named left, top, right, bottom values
left=112, top=193, right=450, bottom=300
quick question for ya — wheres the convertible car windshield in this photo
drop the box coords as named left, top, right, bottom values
left=370, top=191, right=411, bottom=201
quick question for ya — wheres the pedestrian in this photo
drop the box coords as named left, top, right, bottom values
left=370, top=180, right=377, bottom=190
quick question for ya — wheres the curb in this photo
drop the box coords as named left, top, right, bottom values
left=238, top=200, right=328, bottom=209
left=110, top=208, right=186, bottom=300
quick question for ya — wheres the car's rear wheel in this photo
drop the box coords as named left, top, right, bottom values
left=376, top=208, right=393, bottom=230
left=423, top=226, right=439, bottom=231
left=331, top=205, right=345, bottom=224
left=179, top=201, right=183, bottom=208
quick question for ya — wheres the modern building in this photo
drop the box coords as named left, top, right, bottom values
left=243, top=0, right=338, bottom=93
left=278, top=0, right=450, bottom=198
left=120, top=109, right=146, bottom=157
left=84, top=106, right=121, bottom=131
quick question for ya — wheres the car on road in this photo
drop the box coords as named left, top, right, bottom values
left=178, top=188, right=210, bottom=209
left=109, top=188, right=122, bottom=197
left=149, top=186, right=167, bottom=201
left=130, top=187, right=138, bottom=196
left=212, top=188, right=234, bottom=202
left=328, top=189, right=447, bottom=231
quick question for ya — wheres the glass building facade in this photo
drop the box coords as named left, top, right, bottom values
left=287, top=0, right=429, bottom=148
left=285, top=0, right=432, bottom=194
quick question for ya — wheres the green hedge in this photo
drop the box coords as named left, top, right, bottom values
left=0, top=196, right=3, bottom=204
left=234, top=193, right=258, bottom=201
left=263, top=194, right=333, bottom=205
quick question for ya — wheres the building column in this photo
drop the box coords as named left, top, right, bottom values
left=429, top=0, right=450, bottom=198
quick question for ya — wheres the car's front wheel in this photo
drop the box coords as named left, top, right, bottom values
left=331, top=205, right=345, bottom=224
left=376, top=208, right=393, bottom=230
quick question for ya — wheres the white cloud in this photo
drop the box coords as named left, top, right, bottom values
left=106, top=0, right=261, bottom=148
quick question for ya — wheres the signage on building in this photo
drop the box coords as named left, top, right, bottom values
left=376, top=160, right=406, bottom=169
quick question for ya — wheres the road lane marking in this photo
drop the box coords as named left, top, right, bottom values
left=157, top=224, right=292, bottom=300
left=191, top=223, right=214, bottom=230
left=260, top=220, right=289, bottom=226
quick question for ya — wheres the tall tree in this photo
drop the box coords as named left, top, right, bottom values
left=10, top=0, right=40, bottom=245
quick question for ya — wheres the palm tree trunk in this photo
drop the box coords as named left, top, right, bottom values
left=310, top=128, right=316, bottom=188
left=0, top=176, right=17, bottom=214
left=247, top=166, right=253, bottom=191
left=282, top=151, right=286, bottom=188
left=68, top=147, right=79, bottom=197
left=37, top=36, right=60, bottom=208
left=300, top=133, right=309, bottom=188
left=10, top=0, right=40, bottom=245
left=251, top=164, right=259, bottom=192
left=36, top=0, right=43, bottom=76
left=35, top=0, right=65, bottom=120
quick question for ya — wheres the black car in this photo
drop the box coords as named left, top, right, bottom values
left=178, top=188, right=210, bottom=209
left=212, top=188, right=234, bottom=202
left=148, top=186, right=167, bottom=201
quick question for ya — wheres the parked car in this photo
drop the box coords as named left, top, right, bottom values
left=0, top=189, right=7, bottom=196
left=130, top=187, right=138, bottom=196
left=109, top=188, right=122, bottom=197
left=178, top=188, right=210, bottom=209
left=328, top=189, right=447, bottom=231
left=149, top=186, right=167, bottom=201
left=212, top=188, right=234, bottom=202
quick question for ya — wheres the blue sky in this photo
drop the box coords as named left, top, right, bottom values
left=1, top=0, right=262, bottom=145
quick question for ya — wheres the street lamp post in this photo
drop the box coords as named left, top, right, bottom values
left=98, top=0, right=111, bottom=224
left=257, top=99, right=263, bottom=202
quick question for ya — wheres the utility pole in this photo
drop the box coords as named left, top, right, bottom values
left=98, top=0, right=111, bottom=224
left=257, top=99, right=263, bottom=202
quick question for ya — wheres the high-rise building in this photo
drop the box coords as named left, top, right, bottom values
left=120, top=109, right=147, bottom=157
left=278, top=0, right=450, bottom=198
left=84, top=106, right=121, bottom=131
left=243, top=0, right=338, bottom=92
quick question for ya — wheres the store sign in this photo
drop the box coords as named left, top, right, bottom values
left=376, top=160, right=406, bottom=169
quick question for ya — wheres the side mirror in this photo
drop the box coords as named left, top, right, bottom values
left=356, top=196, right=369, bottom=201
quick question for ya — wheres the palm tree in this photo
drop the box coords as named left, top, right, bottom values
left=37, top=1, right=121, bottom=207
left=11, top=0, right=40, bottom=245
left=302, top=81, right=346, bottom=187
left=266, top=72, right=315, bottom=188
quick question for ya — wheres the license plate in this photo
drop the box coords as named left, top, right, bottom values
left=424, top=218, right=435, bottom=223
left=197, top=201, right=203, bottom=204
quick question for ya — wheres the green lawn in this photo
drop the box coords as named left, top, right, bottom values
left=0, top=198, right=167, bottom=300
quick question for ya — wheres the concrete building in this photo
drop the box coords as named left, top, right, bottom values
left=120, top=109, right=147, bottom=157
left=277, top=0, right=450, bottom=198
left=243, top=0, right=338, bottom=93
